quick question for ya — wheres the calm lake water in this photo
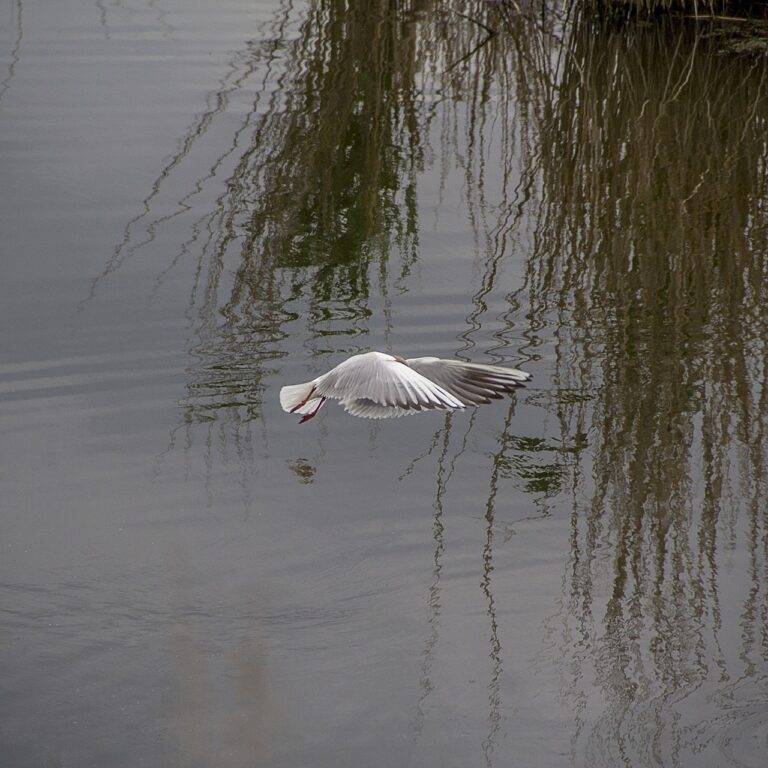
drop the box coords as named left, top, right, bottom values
left=2, top=2, right=767, bottom=766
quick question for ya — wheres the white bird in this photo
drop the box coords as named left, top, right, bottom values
left=279, top=351, right=531, bottom=423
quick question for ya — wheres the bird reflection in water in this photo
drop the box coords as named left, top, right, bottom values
left=287, top=457, right=316, bottom=485
left=164, top=567, right=276, bottom=766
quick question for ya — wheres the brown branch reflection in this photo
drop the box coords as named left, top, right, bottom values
left=480, top=403, right=517, bottom=767
left=0, top=0, right=23, bottom=105
left=414, top=415, right=452, bottom=737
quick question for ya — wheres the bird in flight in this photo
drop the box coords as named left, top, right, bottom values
left=280, top=351, right=531, bottom=422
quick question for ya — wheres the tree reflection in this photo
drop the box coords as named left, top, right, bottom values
left=0, top=0, right=23, bottom=105
left=182, top=0, right=531, bottom=413
left=108, top=2, right=768, bottom=764
left=521, top=13, right=768, bottom=764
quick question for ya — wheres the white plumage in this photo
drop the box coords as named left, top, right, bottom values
left=279, top=351, right=531, bottom=422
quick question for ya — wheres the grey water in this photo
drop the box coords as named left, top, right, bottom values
left=1, top=2, right=767, bottom=766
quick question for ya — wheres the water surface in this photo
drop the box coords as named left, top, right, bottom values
left=2, top=2, right=767, bottom=766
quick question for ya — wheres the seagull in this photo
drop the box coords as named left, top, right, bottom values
left=279, top=351, right=531, bottom=422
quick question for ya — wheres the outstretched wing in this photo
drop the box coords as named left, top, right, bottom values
left=405, top=357, right=531, bottom=405
left=316, top=351, right=464, bottom=412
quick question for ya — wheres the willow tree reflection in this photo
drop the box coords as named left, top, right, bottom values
left=167, top=0, right=534, bottom=427
left=519, top=15, right=768, bottom=763
left=113, top=4, right=768, bottom=763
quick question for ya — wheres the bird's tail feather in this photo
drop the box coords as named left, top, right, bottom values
left=279, top=382, right=316, bottom=413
